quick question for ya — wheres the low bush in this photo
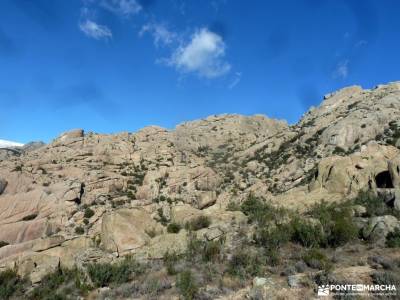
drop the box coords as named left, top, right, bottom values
left=255, top=224, right=291, bottom=251
left=29, top=267, right=89, bottom=299
left=303, top=249, right=332, bottom=272
left=332, top=146, right=346, bottom=155
left=167, top=223, right=181, bottom=234
left=87, top=256, right=145, bottom=287
left=386, top=228, right=400, bottom=248
left=185, top=234, right=204, bottom=262
left=163, top=251, right=180, bottom=275
left=290, top=217, right=325, bottom=248
left=309, top=201, right=358, bottom=247
left=0, top=269, right=26, bottom=299
left=12, top=165, right=22, bottom=172
left=227, top=249, right=264, bottom=279
left=157, top=208, right=169, bottom=226
left=328, top=209, right=358, bottom=247
left=84, top=207, right=95, bottom=219
left=185, top=235, right=223, bottom=263
left=202, top=240, right=224, bottom=262
left=371, top=271, right=400, bottom=289
left=354, top=191, right=400, bottom=218
left=176, top=270, right=198, bottom=300
left=265, top=248, right=280, bottom=266
left=226, top=201, right=241, bottom=211
left=185, top=216, right=211, bottom=231
left=240, top=194, right=287, bottom=226
left=100, top=279, right=172, bottom=299
left=75, top=226, right=84, bottom=235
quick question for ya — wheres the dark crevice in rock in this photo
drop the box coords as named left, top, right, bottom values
left=375, top=170, right=394, bottom=188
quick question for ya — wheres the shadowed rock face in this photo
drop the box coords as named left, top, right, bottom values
left=0, top=178, right=7, bottom=195
left=1, top=82, right=400, bottom=289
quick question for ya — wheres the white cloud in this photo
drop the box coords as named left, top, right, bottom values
left=167, top=28, right=231, bottom=78
left=334, top=60, right=349, bottom=79
left=0, top=139, right=24, bottom=148
left=101, top=0, right=141, bottom=16
left=139, top=23, right=178, bottom=47
left=229, top=72, right=242, bottom=89
left=79, top=20, right=112, bottom=40
left=355, top=40, right=368, bottom=47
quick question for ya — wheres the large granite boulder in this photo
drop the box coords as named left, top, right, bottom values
left=101, top=208, right=163, bottom=255
left=362, top=215, right=400, bottom=245
left=309, top=143, right=399, bottom=196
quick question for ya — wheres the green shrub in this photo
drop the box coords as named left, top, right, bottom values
left=309, top=201, right=358, bottom=247
left=157, top=208, right=168, bottom=226
left=185, top=216, right=211, bottom=231
left=226, top=201, right=241, bottom=211
left=354, top=191, right=399, bottom=218
left=303, top=249, right=332, bottom=272
left=240, top=194, right=287, bottom=226
left=126, top=190, right=136, bottom=199
left=29, top=267, right=89, bottom=299
left=163, top=251, right=180, bottom=275
left=84, top=208, right=95, bottom=219
left=386, top=228, right=400, bottom=248
left=176, top=270, right=198, bottom=300
left=290, top=217, right=325, bottom=248
left=87, top=257, right=145, bottom=287
left=371, top=271, right=400, bottom=288
left=255, top=224, right=291, bottom=251
left=227, top=249, right=264, bottom=279
left=75, top=226, right=84, bottom=235
left=0, top=269, right=26, bottom=299
left=167, top=223, right=181, bottom=234
left=328, top=210, right=358, bottom=247
left=265, top=248, right=280, bottom=266
left=240, top=195, right=268, bottom=225
left=12, top=165, right=22, bottom=172
left=185, top=235, right=204, bottom=262
left=332, top=146, right=346, bottom=155
left=202, top=240, right=223, bottom=262
left=184, top=234, right=223, bottom=263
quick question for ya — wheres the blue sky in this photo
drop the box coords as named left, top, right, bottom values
left=1, top=0, right=400, bottom=143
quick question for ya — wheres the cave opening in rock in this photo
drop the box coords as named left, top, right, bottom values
left=375, top=170, right=394, bottom=188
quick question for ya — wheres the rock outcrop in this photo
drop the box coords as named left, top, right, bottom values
left=1, top=81, right=400, bottom=299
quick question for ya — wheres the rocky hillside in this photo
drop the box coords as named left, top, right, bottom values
left=1, top=82, right=400, bottom=299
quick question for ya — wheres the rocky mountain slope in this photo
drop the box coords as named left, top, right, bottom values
left=1, top=82, right=400, bottom=299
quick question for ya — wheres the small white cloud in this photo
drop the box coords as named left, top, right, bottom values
left=334, top=60, right=349, bottom=79
left=229, top=72, right=242, bottom=89
left=79, top=20, right=112, bottom=40
left=355, top=40, right=368, bottom=47
left=139, top=23, right=178, bottom=47
left=101, top=0, right=141, bottom=16
left=167, top=28, right=231, bottom=78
